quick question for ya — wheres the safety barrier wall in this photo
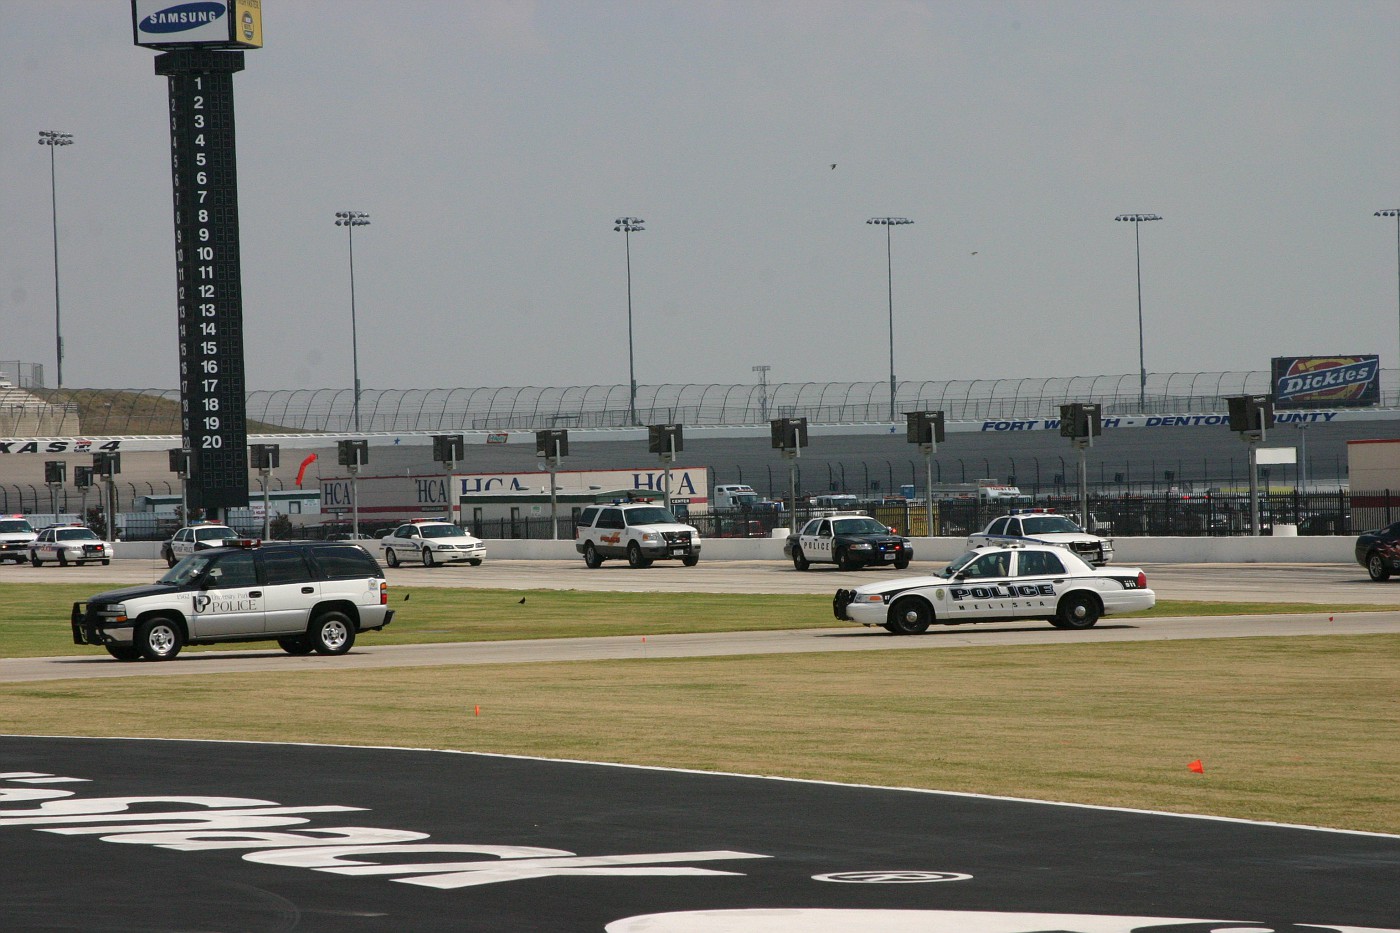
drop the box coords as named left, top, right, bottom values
left=89, top=537, right=1354, bottom=564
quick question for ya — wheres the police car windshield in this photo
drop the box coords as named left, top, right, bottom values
left=832, top=518, right=888, bottom=536
left=419, top=524, right=467, bottom=538
left=194, top=526, right=234, bottom=541
left=943, top=551, right=986, bottom=577
left=1022, top=515, right=1081, bottom=535
left=160, top=554, right=213, bottom=586
left=624, top=507, right=678, bottom=526
left=57, top=528, right=98, bottom=540
left=0, top=520, right=33, bottom=533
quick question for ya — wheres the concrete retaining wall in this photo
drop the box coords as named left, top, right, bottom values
left=110, top=536, right=1356, bottom=564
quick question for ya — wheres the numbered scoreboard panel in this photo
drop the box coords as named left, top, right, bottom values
left=156, top=50, right=249, bottom=511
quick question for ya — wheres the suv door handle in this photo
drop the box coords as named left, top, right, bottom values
left=301, top=586, right=314, bottom=594
left=249, top=590, right=262, bottom=597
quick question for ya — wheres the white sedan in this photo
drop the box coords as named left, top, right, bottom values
left=834, top=543, right=1155, bottom=635
left=380, top=520, right=486, bottom=568
left=967, top=509, right=1114, bottom=566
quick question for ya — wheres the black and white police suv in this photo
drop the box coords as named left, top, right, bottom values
left=967, top=508, right=1114, bottom=566
left=0, top=515, right=37, bottom=564
left=784, top=512, right=911, bottom=571
left=29, top=524, right=113, bottom=566
left=160, top=522, right=237, bottom=567
left=71, top=539, right=394, bottom=661
left=834, top=543, right=1155, bottom=635
left=380, top=519, right=486, bottom=567
left=575, top=501, right=702, bottom=568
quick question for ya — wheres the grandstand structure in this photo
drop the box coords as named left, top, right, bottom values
left=0, top=375, right=78, bottom=437
left=14, top=369, right=1400, bottom=436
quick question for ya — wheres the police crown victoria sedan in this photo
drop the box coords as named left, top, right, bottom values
left=834, top=544, right=1155, bottom=635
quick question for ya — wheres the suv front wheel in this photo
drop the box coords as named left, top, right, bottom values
left=627, top=543, right=653, bottom=569
left=136, top=616, right=184, bottom=661
left=310, top=611, right=356, bottom=655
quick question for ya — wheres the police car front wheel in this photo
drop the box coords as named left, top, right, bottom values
left=885, top=597, right=931, bottom=635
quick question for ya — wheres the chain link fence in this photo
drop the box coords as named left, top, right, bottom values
left=12, top=370, right=1399, bottom=435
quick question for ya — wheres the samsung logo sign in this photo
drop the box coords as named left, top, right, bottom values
left=140, top=2, right=226, bottom=33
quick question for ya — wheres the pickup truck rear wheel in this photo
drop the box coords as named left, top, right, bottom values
left=135, top=616, right=183, bottom=661
left=1367, top=551, right=1391, bottom=582
left=887, top=597, right=931, bottom=635
left=310, top=611, right=355, bottom=655
left=792, top=548, right=810, bottom=571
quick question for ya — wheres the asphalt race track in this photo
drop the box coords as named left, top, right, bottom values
left=6, top=560, right=1399, bottom=930
left=3, top=736, right=1398, bottom=933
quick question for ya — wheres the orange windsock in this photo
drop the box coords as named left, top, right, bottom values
left=295, top=453, right=317, bottom=488
left=1188, top=759, right=1205, bottom=774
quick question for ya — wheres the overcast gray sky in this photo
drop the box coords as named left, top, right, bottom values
left=2, top=1, right=1397, bottom=395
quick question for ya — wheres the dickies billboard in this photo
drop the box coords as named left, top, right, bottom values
left=1270, top=355, right=1379, bottom=409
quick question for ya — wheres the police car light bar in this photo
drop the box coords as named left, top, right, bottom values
left=1009, top=508, right=1056, bottom=515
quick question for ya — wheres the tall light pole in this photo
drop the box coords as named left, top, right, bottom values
left=334, top=211, right=370, bottom=431
left=752, top=364, right=771, bottom=421
left=1115, top=213, right=1162, bottom=413
left=38, top=130, right=74, bottom=388
left=867, top=217, right=913, bottom=421
left=1376, top=209, right=1400, bottom=368
left=614, top=217, right=645, bottom=426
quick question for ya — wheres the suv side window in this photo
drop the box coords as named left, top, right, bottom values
left=261, top=548, right=312, bottom=585
left=578, top=508, right=600, bottom=529
left=207, top=551, right=258, bottom=588
left=598, top=509, right=625, bottom=530
left=316, top=545, right=381, bottom=579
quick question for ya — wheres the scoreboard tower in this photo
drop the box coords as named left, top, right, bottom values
left=133, top=1, right=262, bottom=517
